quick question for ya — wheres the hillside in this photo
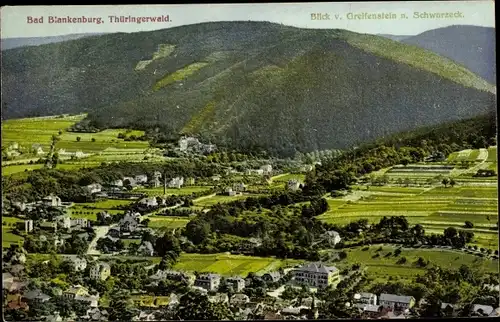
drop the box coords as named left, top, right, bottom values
left=1, top=21, right=496, bottom=155
left=401, top=25, right=496, bottom=84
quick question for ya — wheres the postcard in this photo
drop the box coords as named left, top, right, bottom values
left=1, top=2, right=497, bottom=321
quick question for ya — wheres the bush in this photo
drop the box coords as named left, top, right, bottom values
left=464, top=221, right=474, bottom=229
left=397, top=257, right=407, bottom=264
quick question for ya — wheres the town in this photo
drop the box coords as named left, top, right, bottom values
left=2, top=117, right=499, bottom=321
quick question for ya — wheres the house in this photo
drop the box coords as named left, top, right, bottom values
left=489, top=307, right=500, bottom=317
left=89, top=262, right=111, bottom=281
left=119, top=214, right=139, bottom=233
left=63, top=285, right=90, bottom=300
left=358, top=304, right=382, bottom=318
left=262, top=271, right=281, bottom=283
left=16, top=220, right=34, bottom=233
left=9, top=142, right=19, bottom=150
left=185, top=177, right=196, bottom=185
left=23, top=289, right=51, bottom=303
left=194, top=273, right=221, bottom=291
left=6, top=150, right=20, bottom=157
left=13, top=201, right=27, bottom=212
left=34, top=146, right=45, bottom=155
left=208, top=293, right=229, bottom=304
left=354, top=292, right=377, bottom=305
left=167, top=177, right=184, bottom=189
left=3, top=272, right=15, bottom=286
left=293, top=262, right=340, bottom=288
left=178, top=137, right=200, bottom=151
left=139, top=197, right=158, bottom=207
left=287, top=179, right=301, bottom=191
left=149, top=270, right=191, bottom=283
left=111, top=179, right=123, bottom=187
left=226, top=187, right=237, bottom=196
left=151, top=177, right=162, bottom=188
left=135, top=174, right=148, bottom=184
left=153, top=171, right=162, bottom=179
left=260, top=164, right=273, bottom=175
left=85, top=183, right=102, bottom=194
left=233, top=183, right=246, bottom=192
left=71, top=218, right=89, bottom=228
left=64, top=256, right=87, bottom=272
left=226, top=276, right=246, bottom=292
left=231, top=293, right=250, bottom=306
left=75, top=294, right=100, bottom=308
left=56, top=215, right=71, bottom=229
left=211, top=175, right=221, bottom=181
left=137, top=241, right=154, bottom=256
left=42, top=194, right=62, bottom=207
left=9, top=264, right=25, bottom=276
left=123, top=177, right=137, bottom=187
left=472, top=304, right=494, bottom=316
left=379, top=293, right=415, bottom=311
left=39, top=221, right=58, bottom=232
left=324, top=230, right=342, bottom=246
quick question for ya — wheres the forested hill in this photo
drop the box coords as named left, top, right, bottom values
left=1, top=21, right=496, bottom=156
left=401, top=25, right=496, bottom=84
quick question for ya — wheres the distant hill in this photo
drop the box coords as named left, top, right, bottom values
left=1, top=33, right=106, bottom=50
left=376, top=34, right=411, bottom=42
left=1, top=22, right=496, bottom=155
left=401, top=25, right=496, bottom=84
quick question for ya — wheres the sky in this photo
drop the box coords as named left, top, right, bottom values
left=0, top=1, right=495, bottom=39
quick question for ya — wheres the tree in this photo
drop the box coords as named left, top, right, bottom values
left=442, top=178, right=450, bottom=187
left=76, top=137, right=81, bottom=142
left=174, top=290, right=233, bottom=320
left=449, top=178, right=456, bottom=187
left=91, top=138, right=96, bottom=142
left=108, top=290, right=134, bottom=321
left=464, top=221, right=474, bottom=229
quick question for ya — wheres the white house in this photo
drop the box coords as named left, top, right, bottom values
left=65, top=257, right=88, bottom=272
left=287, top=179, right=301, bottom=191
left=111, top=179, right=123, bottom=187
left=226, top=276, right=246, bottom=292
left=167, top=177, right=184, bottom=189
left=89, top=262, right=111, bottom=281
left=324, top=231, right=342, bottom=246
left=260, top=165, right=273, bottom=175
left=71, top=218, right=88, bottom=228
left=139, top=197, right=158, bottom=207
left=42, top=195, right=62, bottom=207
left=85, top=183, right=102, bottom=194
left=194, top=273, right=221, bottom=291
left=123, top=177, right=137, bottom=187
left=233, top=183, right=246, bottom=192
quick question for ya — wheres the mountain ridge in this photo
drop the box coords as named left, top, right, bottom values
left=1, top=21, right=496, bottom=155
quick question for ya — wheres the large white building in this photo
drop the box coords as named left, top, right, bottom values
left=293, top=262, right=340, bottom=288
left=287, top=179, right=301, bottom=191
left=167, top=177, right=184, bottom=189
left=42, top=195, right=62, bottom=207
left=194, top=273, right=221, bottom=291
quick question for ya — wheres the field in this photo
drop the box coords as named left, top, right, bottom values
left=335, top=245, right=498, bottom=283
left=2, top=217, right=25, bottom=248
left=68, top=199, right=133, bottom=221
left=2, top=114, right=152, bottom=176
left=173, top=253, right=303, bottom=277
left=147, top=216, right=191, bottom=230
left=193, top=194, right=255, bottom=207
left=136, top=186, right=212, bottom=197
left=2, top=114, right=86, bottom=151
left=319, top=184, right=498, bottom=249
